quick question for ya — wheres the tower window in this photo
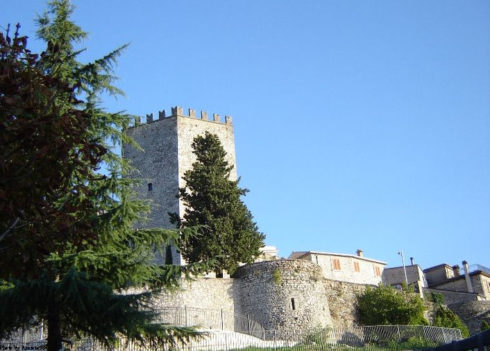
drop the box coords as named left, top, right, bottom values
left=291, top=298, right=296, bottom=310
left=148, top=183, right=153, bottom=191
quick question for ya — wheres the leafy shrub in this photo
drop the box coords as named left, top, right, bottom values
left=358, top=284, right=428, bottom=325
left=433, top=305, right=469, bottom=337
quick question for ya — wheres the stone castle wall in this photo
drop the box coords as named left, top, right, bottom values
left=123, top=107, right=236, bottom=228
left=123, top=107, right=236, bottom=264
left=234, top=260, right=332, bottom=339
left=448, top=301, right=490, bottom=335
left=123, top=116, right=179, bottom=230
left=152, top=260, right=336, bottom=338
left=149, top=278, right=238, bottom=331
left=151, top=278, right=236, bottom=312
left=323, top=279, right=369, bottom=329
left=146, top=260, right=488, bottom=338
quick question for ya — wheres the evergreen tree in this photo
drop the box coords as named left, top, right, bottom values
left=0, top=2, right=203, bottom=350
left=171, top=131, right=265, bottom=275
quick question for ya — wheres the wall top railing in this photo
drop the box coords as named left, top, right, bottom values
left=131, top=106, right=232, bottom=128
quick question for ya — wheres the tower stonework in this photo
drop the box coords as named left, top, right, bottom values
left=122, top=106, right=236, bottom=264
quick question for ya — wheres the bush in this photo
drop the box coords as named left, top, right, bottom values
left=358, top=285, right=428, bottom=325
left=389, top=336, right=438, bottom=350
left=433, top=306, right=469, bottom=337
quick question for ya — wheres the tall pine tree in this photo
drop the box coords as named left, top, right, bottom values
left=0, top=2, right=203, bottom=350
left=171, top=132, right=265, bottom=275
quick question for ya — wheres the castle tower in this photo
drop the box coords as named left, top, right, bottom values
left=122, top=106, right=236, bottom=264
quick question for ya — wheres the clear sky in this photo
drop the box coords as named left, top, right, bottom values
left=3, top=1, right=489, bottom=271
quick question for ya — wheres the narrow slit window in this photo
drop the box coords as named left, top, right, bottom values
left=148, top=183, right=153, bottom=191
left=291, top=298, right=296, bottom=310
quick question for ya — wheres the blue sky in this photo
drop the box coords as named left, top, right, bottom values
left=3, top=1, right=489, bottom=270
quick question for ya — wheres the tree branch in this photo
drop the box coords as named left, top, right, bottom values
left=0, top=217, right=20, bottom=243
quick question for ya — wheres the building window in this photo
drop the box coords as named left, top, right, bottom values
left=148, top=183, right=153, bottom=191
left=375, top=266, right=381, bottom=277
left=333, top=259, right=341, bottom=271
left=354, top=261, right=360, bottom=272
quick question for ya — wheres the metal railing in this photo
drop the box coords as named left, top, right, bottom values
left=1, top=325, right=462, bottom=351
left=155, top=307, right=267, bottom=339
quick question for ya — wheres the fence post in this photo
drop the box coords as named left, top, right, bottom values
left=247, top=314, right=251, bottom=335
left=184, top=306, right=188, bottom=326
left=397, top=325, right=401, bottom=342
left=221, top=309, right=224, bottom=330
left=442, top=328, right=448, bottom=344
left=21, top=328, right=25, bottom=351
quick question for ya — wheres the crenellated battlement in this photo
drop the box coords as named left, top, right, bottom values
left=132, top=106, right=233, bottom=127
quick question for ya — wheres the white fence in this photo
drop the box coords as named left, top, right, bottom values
left=1, top=307, right=462, bottom=351
left=156, top=307, right=266, bottom=340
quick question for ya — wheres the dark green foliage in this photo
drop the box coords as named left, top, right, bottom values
left=388, top=336, right=437, bottom=350
left=171, top=132, right=265, bottom=275
left=428, top=292, right=469, bottom=337
left=0, top=24, right=106, bottom=279
left=481, top=320, right=490, bottom=331
left=427, top=292, right=445, bottom=305
left=431, top=304, right=469, bottom=337
left=0, top=1, right=203, bottom=350
left=358, top=285, right=428, bottom=325
left=0, top=270, right=200, bottom=347
left=165, top=245, right=173, bottom=265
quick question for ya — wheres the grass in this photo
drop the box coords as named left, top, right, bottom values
left=226, top=336, right=439, bottom=351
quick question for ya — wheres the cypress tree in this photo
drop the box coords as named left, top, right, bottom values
left=171, top=132, right=265, bottom=275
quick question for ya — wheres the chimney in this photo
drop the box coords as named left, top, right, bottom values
left=410, top=257, right=414, bottom=265
left=452, top=265, right=460, bottom=277
left=356, top=249, right=363, bottom=257
left=462, top=260, right=474, bottom=293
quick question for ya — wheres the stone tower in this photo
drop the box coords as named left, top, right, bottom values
left=122, top=106, right=236, bottom=264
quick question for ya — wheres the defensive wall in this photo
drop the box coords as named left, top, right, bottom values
left=323, top=279, right=369, bottom=329
left=234, top=260, right=331, bottom=339
left=150, top=260, right=378, bottom=338
left=448, top=301, right=490, bottom=335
